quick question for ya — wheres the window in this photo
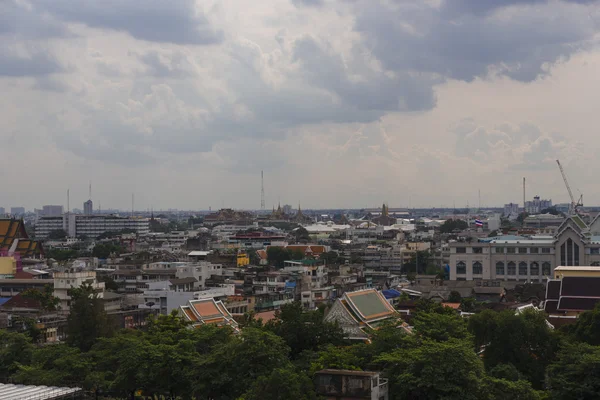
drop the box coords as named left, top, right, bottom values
left=530, top=247, right=539, bottom=254
left=530, top=262, right=539, bottom=275
left=472, top=261, right=483, bottom=275
left=456, top=262, right=466, bottom=274
left=518, top=248, right=527, bottom=254
left=456, top=247, right=466, bottom=254
left=542, top=247, right=551, bottom=254
left=495, top=247, right=504, bottom=254
left=542, top=262, right=551, bottom=276
left=473, top=247, right=483, bottom=254
left=592, top=248, right=600, bottom=255
left=519, top=262, right=528, bottom=276
left=507, top=262, right=516, bottom=275
left=496, top=262, right=505, bottom=276
left=507, top=248, right=515, bottom=254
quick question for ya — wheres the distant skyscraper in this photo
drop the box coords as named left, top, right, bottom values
left=0, top=207, right=5, bottom=215
left=10, top=207, right=25, bottom=216
left=84, top=200, right=93, bottom=215
left=42, top=205, right=64, bottom=217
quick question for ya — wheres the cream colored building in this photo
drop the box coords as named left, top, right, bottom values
left=449, top=215, right=600, bottom=283
left=53, top=270, right=105, bottom=311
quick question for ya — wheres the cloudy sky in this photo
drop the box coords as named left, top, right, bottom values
left=2, top=0, right=600, bottom=211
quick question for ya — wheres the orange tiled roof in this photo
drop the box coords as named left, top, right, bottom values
left=0, top=219, right=43, bottom=257
left=181, top=298, right=239, bottom=332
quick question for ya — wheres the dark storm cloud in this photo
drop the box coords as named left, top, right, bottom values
left=0, top=50, right=64, bottom=77
left=38, top=0, right=223, bottom=45
left=354, top=0, right=598, bottom=82
left=292, top=36, right=437, bottom=113
left=0, top=1, right=69, bottom=39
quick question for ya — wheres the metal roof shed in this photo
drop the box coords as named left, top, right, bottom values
left=0, top=383, right=82, bottom=400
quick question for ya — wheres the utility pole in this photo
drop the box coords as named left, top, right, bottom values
left=261, top=170, right=265, bottom=210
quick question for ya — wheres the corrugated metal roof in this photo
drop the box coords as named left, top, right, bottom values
left=0, top=383, right=81, bottom=400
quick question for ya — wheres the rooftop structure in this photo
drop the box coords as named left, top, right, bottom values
left=545, top=266, right=600, bottom=317
left=0, top=219, right=43, bottom=258
left=324, top=288, right=399, bottom=340
left=179, top=297, right=239, bottom=331
left=0, top=383, right=82, bottom=400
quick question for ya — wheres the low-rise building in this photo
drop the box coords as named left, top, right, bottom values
left=179, top=297, right=239, bottom=331
left=35, top=214, right=150, bottom=239
left=314, top=370, right=389, bottom=400
left=53, top=270, right=105, bottom=311
left=544, top=266, right=600, bottom=319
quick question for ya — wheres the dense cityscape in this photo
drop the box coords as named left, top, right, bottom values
left=0, top=176, right=600, bottom=398
left=4, top=0, right=600, bottom=399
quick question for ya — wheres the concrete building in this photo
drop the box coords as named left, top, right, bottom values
left=503, top=203, right=520, bottom=217
left=35, top=214, right=150, bottom=239
left=53, top=270, right=105, bottom=311
left=524, top=196, right=552, bottom=214
left=0, top=208, right=5, bottom=216
left=41, top=205, right=64, bottom=217
left=523, top=214, right=564, bottom=229
left=314, top=370, right=389, bottom=400
left=448, top=215, right=600, bottom=284
left=10, top=207, right=25, bottom=216
left=83, top=200, right=93, bottom=215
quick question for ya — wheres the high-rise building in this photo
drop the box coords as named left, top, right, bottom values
left=503, top=203, right=519, bottom=217
left=83, top=200, right=93, bottom=215
left=41, top=205, right=64, bottom=217
left=10, top=207, right=25, bottom=216
left=524, top=196, right=552, bottom=214
left=0, top=207, right=5, bottom=216
left=35, top=214, right=150, bottom=239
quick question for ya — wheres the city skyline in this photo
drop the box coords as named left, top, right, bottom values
left=1, top=1, right=600, bottom=209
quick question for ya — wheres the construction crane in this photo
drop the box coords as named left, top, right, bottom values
left=556, top=159, right=583, bottom=215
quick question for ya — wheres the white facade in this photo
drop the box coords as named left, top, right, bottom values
left=175, top=262, right=223, bottom=288
left=35, top=214, right=150, bottom=239
left=449, top=216, right=600, bottom=283
left=140, top=282, right=234, bottom=315
left=53, top=270, right=105, bottom=311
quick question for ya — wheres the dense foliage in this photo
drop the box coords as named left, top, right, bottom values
left=1, top=299, right=600, bottom=399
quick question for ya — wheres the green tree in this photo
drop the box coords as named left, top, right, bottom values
left=440, top=219, right=468, bottom=233
left=403, top=250, right=433, bottom=274
left=320, top=251, right=341, bottom=265
left=241, top=366, right=318, bottom=400
left=0, top=331, right=33, bottom=380
left=13, top=345, right=93, bottom=389
left=48, top=229, right=67, bottom=239
left=267, top=246, right=291, bottom=267
left=98, top=275, right=119, bottom=291
left=46, top=248, right=78, bottom=261
left=293, top=227, right=310, bottom=243
left=468, top=309, right=558, bottom=388
left=547, top=343, right=600, bottom=400
left=196, top=328, right=292, bottom=399
left=66, top=283, right=115, bottom=351
left=376, top=338, right=485, bottom=400
left=22, top=285, right=60, bottom=312
left=308, top=345, right=363, bottom=375
left=92, top=242, right=124, bottom=259
left=565, top=303, right=600, bottom=345
left=413, top=311, right=469, bottom=342
left=265, top=302, right=345, bottom=359
left=480, top=377, right=547, bottom=400
left=448, top=290, right=462, bottom=303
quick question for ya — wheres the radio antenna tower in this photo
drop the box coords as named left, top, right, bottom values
left=261, top=170, right=265, bottom=210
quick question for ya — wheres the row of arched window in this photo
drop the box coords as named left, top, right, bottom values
left=456, top=261, right=552, bottom=276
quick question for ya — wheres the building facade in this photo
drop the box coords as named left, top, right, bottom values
left=448, top=216, right=600, bottom=283
left=53, top=270, right=105, bottom=311
left=35, top=214, right=150, bottom=239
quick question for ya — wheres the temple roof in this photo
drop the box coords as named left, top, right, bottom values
left=180, top=298, right=239, bottom=331
left=0, top=219, right=43, bottom=257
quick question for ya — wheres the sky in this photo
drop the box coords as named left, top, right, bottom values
left=2, top=0, right=600, bottom=211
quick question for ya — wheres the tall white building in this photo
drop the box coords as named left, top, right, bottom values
left=35, top=214, right=150, bottom=239
left=524, top=196, right=552, bottom=214
left=53, top=270, right=105, bottom=311
left=83, top=200, right=93, bottom=215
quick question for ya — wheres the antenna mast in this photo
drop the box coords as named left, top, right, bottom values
left=261, top=170, right=265, bottom=210
left=523, top=177, right=526, bottom=214
left=131, top=193, right=134, bottom=217
left=67, top=189, right=70, bottom=213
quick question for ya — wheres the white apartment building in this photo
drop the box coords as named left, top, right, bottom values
left=140, top=281, right=234, bottom=315
left=448, top=215, right=600, bottom=283
left=53, top=270, right=105, bottom=311
left=35, top=214, right=150, bottom=239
